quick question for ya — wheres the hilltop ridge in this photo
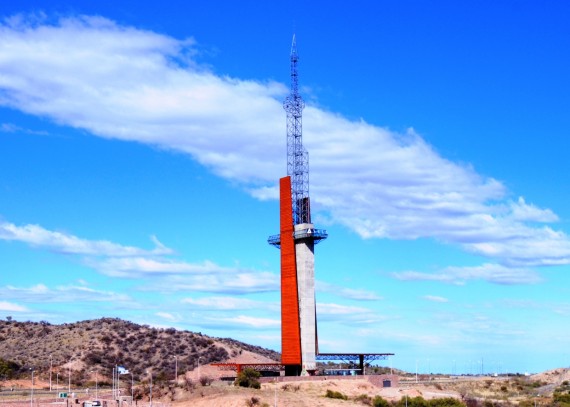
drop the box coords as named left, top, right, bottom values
left=0, top=318, right=279, bottom=382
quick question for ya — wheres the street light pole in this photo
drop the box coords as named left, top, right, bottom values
left=149, top=372, right=152, bottom=407
left=68, top=362, right=71, bottom=394
left=415, top=360, right=418, bottom=383
left=198, top=357, right=201, bottom=379
left=174, top=356, right=178, bottom=383
left=56, top=373, right=59, bottom=392
left=274, top=379, right=277, bottom=407
left=91, top=370, right=98, bottom=400
left=49, top=355, right=53, bottom=392
left=30, top=368, right=34, bottom=407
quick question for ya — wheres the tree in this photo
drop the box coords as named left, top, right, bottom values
left=395, top=396, right=429, bottom=407
left=429, top=398, right=466, bottom=407
left=0, top=358, right=20, bottom=379
left=234, top=368, right=261, bottom=389
left=373, top=395, right=390, bottom=407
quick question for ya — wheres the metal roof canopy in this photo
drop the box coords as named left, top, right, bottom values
left=316, top=353, right=395, bottom=375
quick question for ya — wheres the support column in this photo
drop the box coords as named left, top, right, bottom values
left=295, top=223, right=317, bottom=374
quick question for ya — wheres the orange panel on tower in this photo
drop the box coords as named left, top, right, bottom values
left=279, top=176, right=301, bottom=365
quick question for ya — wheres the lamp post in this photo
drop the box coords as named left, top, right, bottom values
left=30, top=368, right=34, bottom=407
left=91, top=370, right=98, bottom=400
left=130, top=371, right=133, bottom=405
left=415, top=359, right=418, bottom=383
left=174, top=356, right=178, bottom=383
left=56, top=373, right=59, bottom=392
left=148, top=371, right=152, bottom=407
left=68, top=361, right=71, bottom=394
left=273, top=379, right=277, bottom=407
left=198, top=357, right=201, bottom=379
left=49, top=355, right=53, bottom=392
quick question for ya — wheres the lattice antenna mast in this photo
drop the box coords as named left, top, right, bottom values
left=284, top=34, right=311, bottom=225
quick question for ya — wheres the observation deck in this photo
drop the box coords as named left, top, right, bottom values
left=267, top=228, right=329, bottom=249
left=268, top=226, right=328, bottom=249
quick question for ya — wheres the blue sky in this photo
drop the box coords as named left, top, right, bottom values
left=1, top=1, right=570, bottom=375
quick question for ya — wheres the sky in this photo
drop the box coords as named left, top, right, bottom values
left=0, top=0, right=569, bottom=375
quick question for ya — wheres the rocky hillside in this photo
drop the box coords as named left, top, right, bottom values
left=0, top=318, right=279, bottom=383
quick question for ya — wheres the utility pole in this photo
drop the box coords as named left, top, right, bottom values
left=30, top=368, right=34, bottom=407
left=49, top=355, right=53, bottom=392
left=91, top=370, right=98, bottom=400
left=149, top=371, right=152, bottom=407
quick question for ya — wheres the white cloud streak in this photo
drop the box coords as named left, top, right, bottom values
left=0, top=221, right=172, bottom=257
left=214, top=315, right=280, bottom=328
left=317, top=281, right=383, bottom=300
left=135, top=272, right=279, bottom=294
left=181, top=296, right=275, bottom=311
left=0, top=15, right=568, bottom=276
left=393, top=263, right=542, bottom=285
left=0, top=218, right=277, bottom=294
left=0, top=283, right=132, bottom=303
left=0, top=300, right=28, bottom=312
left=423, top=295, right=449, bottom=303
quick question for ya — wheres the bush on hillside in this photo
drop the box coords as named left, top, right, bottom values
left=0, top=358, right=20, bottom=379
left=325, top=389, right=348, bottom=400
left=234, top=368, right=261, bottom=389
left=373, top=395, right=390, bottom=407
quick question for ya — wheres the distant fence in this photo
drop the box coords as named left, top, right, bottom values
left=260, top=374, right=399, bottom=388
left=0, top=398, right=169, bottom=407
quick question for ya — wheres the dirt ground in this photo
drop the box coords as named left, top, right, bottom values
left=172, top=377, right=462, bottom=407
left=4, top=368, right=569, bottom=407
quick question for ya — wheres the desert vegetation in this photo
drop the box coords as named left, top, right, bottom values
left=0, top=317, right=278, bottom=385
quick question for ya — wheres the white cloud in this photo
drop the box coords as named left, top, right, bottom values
left=0, top=283, right=132, bottom=303
left=317, top=302, right=371, bottom=315
left=143, top=272, right=279, bottom=294
left=0, top=301, right=28, bottom=312
left=0, top=216, right=278, bottom=295
left=181, top=296, right=274, bottom=311
left=0, top=221, right=172, bottom=257
left=0, top=14, right=569, bottom=271
left=508, top=197, right=558, bottom=223
left=393, top=263, right=542, bottom=285
left=219, top=315, right=280, bottom=328
left=423, top=295, right=449, bottom=303
left=316, top=302, right=388, bottom=325
left=155, top=312, right=179, bottom=321
left=0, top=122, right=48, bottom=135
left=317, top=281, right=382, bottom=301
left=91, top=257, right=229, bottom=277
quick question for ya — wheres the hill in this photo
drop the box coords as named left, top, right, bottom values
left=0, top=318, right=279, bottom=383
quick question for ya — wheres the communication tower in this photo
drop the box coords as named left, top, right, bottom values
left=268, top=35, right=327, bottom=376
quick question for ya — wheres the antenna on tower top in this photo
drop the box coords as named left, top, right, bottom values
left=267, top=35, right=328, bottom=248
left=291, top=33, right=297, bottom=56
left=283, top=35, right=309, bottom=225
